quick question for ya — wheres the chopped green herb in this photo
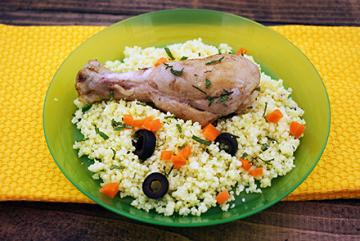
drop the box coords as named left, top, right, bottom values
left=241, top=152, right=248, bottom=158
left=192, top=85, right=207, bottom=95
left=167, top=165, right=174, bottom=176
left=205, top=56, right=224, bottom=65
left=180, top=56, right=188, bottom=60
left=266, top=136, right=277, bottom=143
left=164, top=47, right=175, bottom=60
left=95, top=126, right=109, bottom=140
left=205, top=79, right=211, bottom=89
left=111, top=119, right=130, bottom=131
left=217, top=89, right=233, bottom=104
left=164, top=63, right=183, bottom=76
left=255, top=86, right=261, bottom=92
left=108, top=90, right=114, bottom=100
left=263, top=102, right=268, bottom=117
left=111, top=148, right=116, bottom=158
left=110, top=165, right=122, bottom=170
left=82, top=104, right=92, bottom=113
left=170, top=67, right=183, bottom=76
left=165, top=115, right=176, bottom=119
left=75, top=131, right=86, bottom=142
left=207, top=96, right=215, bottom=106
left=136, top=101, right=147, bottom=106
left=261, top=143, right=269, bottom=151
left=176, top=124, right=182, bottom=133
left=198, top=52, right=201, bottom=56
left=164, top=63, right=172, bottom=69
left=192, top=135, right=211, bottom=146
left=259, top=157, right=274, bottom=162
left=217, top=48, right=222, bottom=54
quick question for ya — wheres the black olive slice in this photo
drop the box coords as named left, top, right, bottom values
left=142, top=172, right=169, bottom=199
left=215, top=132, right=238, bottom=156
left=132, top=129, right=156, bottom=161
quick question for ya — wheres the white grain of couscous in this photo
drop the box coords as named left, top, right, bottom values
left=72, top=38, right=305, bottom=216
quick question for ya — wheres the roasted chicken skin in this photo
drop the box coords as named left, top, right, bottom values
left=76, top=54, right=260, bottom=126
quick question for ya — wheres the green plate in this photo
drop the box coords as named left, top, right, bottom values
left=43, top=9, right=330, bottom=227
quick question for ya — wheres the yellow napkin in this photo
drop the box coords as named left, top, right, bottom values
left=0, top=25, right=359, bottom=203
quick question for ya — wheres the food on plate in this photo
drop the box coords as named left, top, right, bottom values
left=76, top=54, right=260, bottom=126
left=72, top=39, right=305, bottom=216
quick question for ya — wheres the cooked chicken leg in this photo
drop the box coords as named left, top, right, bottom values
left=76, top=54, right=260, bottom=126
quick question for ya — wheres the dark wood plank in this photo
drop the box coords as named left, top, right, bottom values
left=0, top=0, right=359, bottom=26
left=0, top=10, right=127, bottom=26
left=0, top=201, right=359, bottom=241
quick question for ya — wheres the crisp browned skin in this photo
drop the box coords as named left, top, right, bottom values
left=76, top=54, right=260, bottom=126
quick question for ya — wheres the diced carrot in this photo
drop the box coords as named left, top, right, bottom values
left=240, top=158, right=252, bottom=171
left=149, top=119, right=162, bottom=132
left=290, top=121, right=305, bottom=138
left=179, top=145, right=192, bottom=159
left=142, top=116, right=155, bottom=131
left=154, top=57, right=168, bottom=67
left=132, top=119, right=145, bottom=128
left=266, top=109, right=283, bottom=123
left=123, top=115, right=134, bottom=126
left=99, top=182, right=119, bottom=198
left=171, top=154, right=187, bottom=169
left=236, top=48, right=247, bottom=56
left=160, top=150, right=173, bottom=161
left=249, top=167, right=263, bottom=177
left=216, top=190, right=230, bottom=205
left=202, top=123, right=221, bottom=141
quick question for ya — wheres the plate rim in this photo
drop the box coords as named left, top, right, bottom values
left=43, top=8, right=331, bottom=227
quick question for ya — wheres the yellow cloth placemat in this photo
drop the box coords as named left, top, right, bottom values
left=0, top=24, right=359, bottom=203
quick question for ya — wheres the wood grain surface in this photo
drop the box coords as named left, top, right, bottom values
left=1, top=0, right=360, bottom=26
left=1, top=0, right=360, bottom=240
left=0, top=201, right=359, bottom=241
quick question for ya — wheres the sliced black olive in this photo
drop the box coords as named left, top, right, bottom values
left=142, top=172, right=169, bottom=199
left=132, top=129, right=156, bottom=161
left=215, top=132, right=238, bottom=156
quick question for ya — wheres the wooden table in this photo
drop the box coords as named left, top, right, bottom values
left=0, top=1, right=359, bottom=240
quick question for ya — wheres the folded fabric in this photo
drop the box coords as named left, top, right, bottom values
left=0, top=24, right=358, bottom=203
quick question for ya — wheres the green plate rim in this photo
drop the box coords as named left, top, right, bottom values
left=43, top=8, right=331, bottom=227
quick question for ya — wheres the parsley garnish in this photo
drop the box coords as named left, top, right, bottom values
left=164, top=63, right=183, bottom=76
left=207, top=96, right=216, bottom=106
left=180, top=56, right=188, bottom=60
left=110, top=165, right=122, bottom=170
left=192, top=135, right=211, bottom=146
left=176, top=124, right=182, bottom=133
left=165, top=115, right=176, bottom=119
left=95, top=126, right=109, bottom=140
left=263, top=102, right=268, bottom=117
left=111, top=119, right=129, bottom=131
left=205, top=79, right=211, bottom=89
left=164, top=63, right=172, bottom=69
left=207, top=89, right=233, bottom=106
left=170, top=67, right=183, bottom=76
left=108, top=90, right=114, bottom=100
left=111, top=148, right=116, bottom=158
left=192, top=85, right=207, bottom=95
left=205, top=56, right=224, bottom=65
left=164, top=47, right=175, bottom=60
left=218, top=89, right=233, bottom=103
left=82, top=104, right=92, bottom=113
left=136, top=101, right=147, bottom=106
left=259, top=157, right=274, bottom=162
left=261, top=143, right=269, bottom=151
left=266, top=136, right=277, bottom=143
